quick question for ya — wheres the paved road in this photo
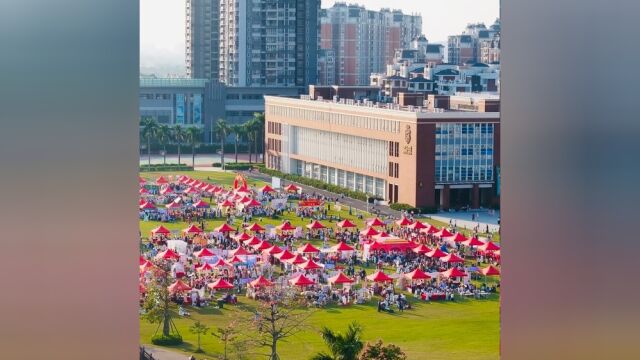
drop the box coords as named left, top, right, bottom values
left=241, top=170, right=402, bottom=219
left=142, top=345, right=198, bottom=360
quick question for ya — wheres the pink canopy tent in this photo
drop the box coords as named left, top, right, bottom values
left=234, top=232, right=252, bottom=242
left=264, top=245, right=284, bottom=255
left=435, top=228, right=453, bottom=238
left=249, top=276, right=273, bottom=288
left=412, top=244, right=431, bottom=254
left=194, top=248, right=215, bottom=258
left=297, top=259, right=324, bottom=270
left=368, top=217, right=386, bottom=227
left=337, top=219, right=357, bottom=228
left=151, top=225, right=171, bottom=235
left=167, top=280, right=192, bottom=293
left=215, top=223, right=235, bottom=233
left=246, top=222, right=265, bottom=232
left=407, top=221, right=428, bottom=230
left=441, top=267, right=467, bottom=278
left=289, top=274, right=316, bottom=287
left=284, top=183, right=299, bottom=192
left=208, top=278, right=235, bottom=290
left=462, top=237, right=484, bottom=247
left=440, top=253, right=465, bottom=263
left=260, top=184, right=275, bottom=193
left=366, top=270, right=393, bottom=283
left=297, top=242, right=320, bottom=254
left=275, top=249, right=295, bottom=261
left=328, top=272, right=355, bottom=285
left=276, top=222, right=296, bottom=231
left=306, top=220, right=326, bottom=230
left=359, top=227, right=380, bottom=237
left=330, top=241, right=355, bottom=252
left=447, top=233, right=468, bottom=243
left=404, top=268, right=431, bottom=280
left=140, top=201, right=156, bottom=210
left=193, top=200, right=210, bottom=208
left=478, top=241, right=500, bottom=252
left=426, top=248, right=447, bottom=258
left=229, top=246, right=250, bottom=256
left=286, top=254, right=308, bottom=265
left=480, top=265, right=501, bottom=276
left=183, top=224, right=203, bottom=234
left=155, top=249, right=179, bottom=260
left=156, top=176, right=169, bottom=184
left=395, top=216, right=413, bottom=227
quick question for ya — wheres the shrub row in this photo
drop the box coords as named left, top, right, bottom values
left=139, top=164, right=193, bottom=172
left=390, top=202, right=438, bottom=214
left=256, top=165, right=382, bottom=203
left=212, top=162, right=255, bottom=170
left=141, top=143, right=254, bottom=154
left=150, top=334, right=183, bottom=346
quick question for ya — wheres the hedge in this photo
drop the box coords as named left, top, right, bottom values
left=256, top=166, right=382, bottom=202
left=139, top=164, right=193, bottom=172
left=212, top=162, right=255, bottom=170
left=151, top=334, right=183, bottom=346
left=390, top=203, right=438, bottom=214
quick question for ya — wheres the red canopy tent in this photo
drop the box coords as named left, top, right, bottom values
left=227, top=255, right=245, bottom=264
left=165, top=202, right=181, bottom=209
left=448, top=233, right=468, bottom=243
left=212, top=258, right=232, bottom=268
left=259, top=184, right=276, bottom=193
left=412, top=244, right=431, bottom=254
left=367, top=241, right=386, bottom=251
left=245, top=236, right=261, bottom=247
left=219, top=199, right=235, bottom=207
left=407, top=221, right=428, bottom=230
left=435, top=228, right=453, bottom=237
left=328, top=272, right=355, bottom=285
left=156, top=176, right=169, bottom=184
left=264, top=245, right=284, bottom=255
left=139, top=283, right=146, bottom=294
left=183, top=187, right=199, bottom=194
left=167, top=280, right=192, bottom=293
left=462, top=237, right=484, bottom=247
left=229, top=246, right=250, bottom=256
left=194, top=248, right=215, bottom=258
left=239, top=196, right=252, bottom=204
left=359, top=227, right=380, bottom=237
left=254, top=241, right=273, bottom=251
left=139, top=260, right=155, bottom=273
left=440, top=253, right=465, bottom=263
left=404, top=268, right=431, bottom=280
left=244, top=198, right=262, bottom=207
left=286, top=254, right=308, bottom=265
left=138, top=176, right=146, bottom=184
left=139, top=198, right=146, bottom=206
left=215, top=223, right=235, bottom=233
left=139, top=187, right=149, bottom=195
left=480, top=265, right=501, bottom=276
left=140, top=201, right=156, bottom=210
left=284, top=183, right=299, bottom=192
left=441, top=267, right=467, bottom=278
left=183, top=224, right=203, bottom=234
left=275, top=249, right=295, bottom=261
left=395, top=216, right=413, bottom=227
left=330, top=241, right=355, bottom=252
left=289, top=274, right=316, bottom=287
left=297, top=259, right=323, bottom=270
left=246, top=223, right=265, bottom=232
left=139, top=255, right=146, bottom=265
left=159, top=187, right=173, bottom=195
left=368, top=218, right=386, bottom=227
left=186, top=179, right=197, bottom=186
left=197, top=263, right=214, bottom=272
left=420, top=225, right=440, bottom=234
left=306, top=220, right=326, bottom=229
left=426, top=248, right=447, bottom=258
left=249, top=276, right=273, bottom=288
left=192, top=200, right=210, bottom=208
left=297, top=243, right=320, bottom=254
left=234, top=232, right=252, bottom=242
left=151, top=225, right=171, bottom=235
left=298, top=199, right=322, bottom=207
left=478, top=241, right=500, bottom=252
left=276, top=222, right=296, bottom=231
left=337, top=219, right=357, bottom=228
left=155, top=249, right=180, bottom=260
left=208, top=278, right=235, bottom=290
left=366, top=270, right=393, bottom=283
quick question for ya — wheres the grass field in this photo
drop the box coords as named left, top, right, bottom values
left=139, top=171, right=500, bottom=359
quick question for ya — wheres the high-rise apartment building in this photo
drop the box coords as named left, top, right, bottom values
left=186, top=0, right=220, bottom=81
left=319, top=3, right=422, bottom=86
left=447, top=19, right=500, bottom=66
left=218, top=0, right=320, bottom=87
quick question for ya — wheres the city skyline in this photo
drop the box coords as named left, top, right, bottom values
left=141, top=0, right=499, bottom=76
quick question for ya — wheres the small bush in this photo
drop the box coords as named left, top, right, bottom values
left=140, top=164, right=193, bottom=172
left=212, top=162, right=254, bottom=170
left=151, top=334, right=183, bottom=346
left=390, top=203, right=438, bottom=214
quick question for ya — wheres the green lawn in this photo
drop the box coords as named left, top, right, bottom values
left=139, top=171, right=500, bottom=359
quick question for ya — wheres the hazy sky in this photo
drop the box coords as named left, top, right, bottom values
left=140, top=0, right=499, bottom=76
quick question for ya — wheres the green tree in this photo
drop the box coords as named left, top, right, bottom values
left=230, top=124, right=246, bottom=163
left=358, top=340, right=407, bottom=360
left=244, top=121, right=255, bottom=164
left=186, top=126, right=203, bottom=168
left=212, top=320, right=240, bottom=360
left=251, top=112, right=265, bottom=163
left=141, top=261, right=181, bottom=342
left=140, top=117, right=159, bottom=166
left=157, top=124, right=171, bottom=165
left=189, top=320, right=209, bottom=353
left=215, top=118, right=230, bottom=169
left=311, top=322, right=364, bottom=360
left=172, top=124, right=186, bottom=165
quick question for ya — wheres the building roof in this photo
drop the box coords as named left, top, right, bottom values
left=386, top=75, right=408, bottom=81
left=140, top=78, right=207, bottom=88
left=408, top=77, right=434, bottom=83
left=472, top=63, right=490, bottom=67
left=425, top=44, right=443, bottom=53
left=409, top=66, right=425, bottom=73
left=434, top=69, right=460, bottom=76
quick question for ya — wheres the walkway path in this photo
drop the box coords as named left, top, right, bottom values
left=241, top=170, right=402, bottom=219
left=142, top=345, right=197, bottom=360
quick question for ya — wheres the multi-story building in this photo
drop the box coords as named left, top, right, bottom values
left=218, top=0, right=319, bottom=87
left=447, top=19, right=500, bottom=65
left=264, top=93, right=500, bottom=209
left=320, top=3, right=421, bottom=86
left=186, top=0, right=220, bottom=81
left=317, top=49, right=336, bottom=86
left=139, top=76, right=303, bottom=143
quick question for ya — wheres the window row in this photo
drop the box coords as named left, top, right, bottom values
left=267, top=105, right=400, bottom=133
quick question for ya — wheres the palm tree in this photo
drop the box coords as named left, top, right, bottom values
left=172, top=124, right=186, bottom=165
left=230, top=124, right=245, bottom=163
left=244, top=121, right=255, bottom=164
left=251, top=112, right=265, bottom=163
left=186, top=126, right=202, bottom=168
left=215, top=118, right=230, bottom=169
left=156, top=124, right=171, bottom=165
left=140, top=117, right=159, bottom=166
left=311, top=322, right=364, bottom=360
